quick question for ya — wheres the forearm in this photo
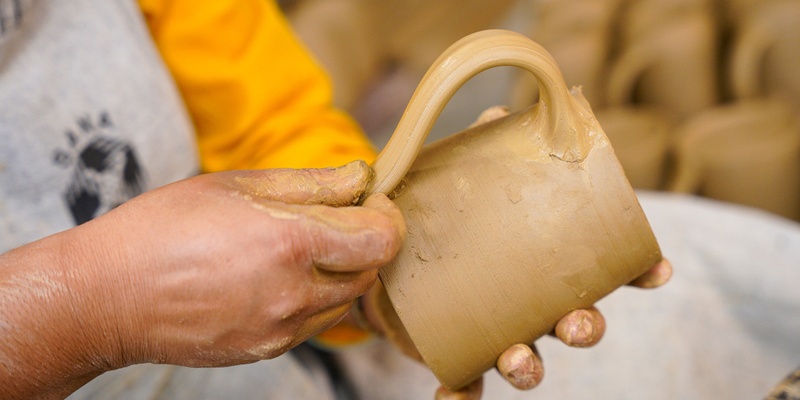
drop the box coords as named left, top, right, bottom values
left=0, top=164, right=405, bottom=398
left=0, top=228, right=120, bottom=399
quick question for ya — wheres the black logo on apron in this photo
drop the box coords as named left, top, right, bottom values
left=53, top=111, right=145, bottom=225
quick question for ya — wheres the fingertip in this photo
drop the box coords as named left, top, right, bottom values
left=361, top=193, right=406, bottom=239
left=496, top=344, right=543, bottom=390
left=469, top=105, right=511, bottom=128
left=629, top=258, right=673, bottom=289
left=554, top=307, right=605, bottom=347
left=360, top=193, right=406, bottom=265
left=435, top=377, right=483, bottom=400
left=303, top=195, right=404, bottom=273
left=355, top=268, right=380, bottom=295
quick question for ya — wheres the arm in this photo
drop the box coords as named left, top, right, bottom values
left=0, top=229, right=113, bottom=399
left=0, top=162, right=404, bottom=399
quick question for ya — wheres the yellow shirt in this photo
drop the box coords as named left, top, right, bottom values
left=138, top=0, right=376, bottom=172
left=138, top=0, right=377, bottom=347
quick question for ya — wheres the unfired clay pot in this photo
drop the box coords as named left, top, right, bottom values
left=729, top=0, right=800, bottom=110
left=669, top=98, right=800, bottom=220
left=364, top=30, right=663, bottom=390
left=288, top=0, right=516, bottom=110
left=512, top=0, right=623, bottom=109
left=608, top=0, right=719, bottom=120
left=596, top=107, right=673, bottom=190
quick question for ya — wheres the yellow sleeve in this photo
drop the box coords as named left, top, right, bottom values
left=138, top=0, right=376, bottom=172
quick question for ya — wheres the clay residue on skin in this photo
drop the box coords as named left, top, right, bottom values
left=243, top=336, right=292, bottom=360
left=245, top=201, right=301, bottom=221
left=496, top=344, right=542, bottom=390
left=239, top=192, right=389, bottom=267
left=232, top=160, right=371, bottom=206
left=555, top=307, right=605, bottom=347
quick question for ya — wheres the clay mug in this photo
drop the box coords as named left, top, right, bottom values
left=512, top=0, right=624, bottom=109
left=729, top=0, right=800, bottom=110
left=364, top=30, right=663, bottom=390
left=595, top=107, right=673, bottom=190
left=719, top=0, right=764, bottom=26
left=607, top=0, right=718, bottom=120
left=669, top=98, right=800, bottom=220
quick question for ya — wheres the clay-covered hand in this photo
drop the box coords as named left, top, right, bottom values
left=94, top=161, right=405, bottom=367
left=0, top=161, right=404, bottom=399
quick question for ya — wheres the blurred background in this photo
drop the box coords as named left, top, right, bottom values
left=279, top=0, right=800, bottom=222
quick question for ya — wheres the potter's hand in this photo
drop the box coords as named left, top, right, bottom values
left=0, top=161, right=405, bottom=399
left=96, top=161, right=405, bottom=367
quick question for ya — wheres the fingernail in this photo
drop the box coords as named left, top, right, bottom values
left=568, top=314, right=594, bottom=344
left=497, top=344, right=542, bottom=390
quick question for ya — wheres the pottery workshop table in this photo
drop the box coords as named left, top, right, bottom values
left=336, top=191, right=800, bottom=400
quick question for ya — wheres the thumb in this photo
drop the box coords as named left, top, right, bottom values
left=301, top=193, right=406, bottom=272
left=219, top=160, right=372, bottom=206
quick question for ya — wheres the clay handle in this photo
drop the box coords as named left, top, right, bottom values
left=667, top=156, right=703, bottom=193
left=730, top=20, right=772, bottom=100
left=606, top=38, right=655, bottom=106
left=365, top=29, right=592, bottom=196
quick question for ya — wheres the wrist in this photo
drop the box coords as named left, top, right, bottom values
left=0, top=229, right=119, bottom=398
left=61, top=215, right=157, bottom=370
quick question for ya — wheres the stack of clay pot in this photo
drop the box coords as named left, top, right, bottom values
left=515, top=0, right=800, bottom=221
left=285, top=0, right=516, bottom=111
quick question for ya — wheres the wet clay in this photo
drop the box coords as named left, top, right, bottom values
left=232, top=160, right=371, bottom=206
left=365, top=30, right=662, bottom=390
